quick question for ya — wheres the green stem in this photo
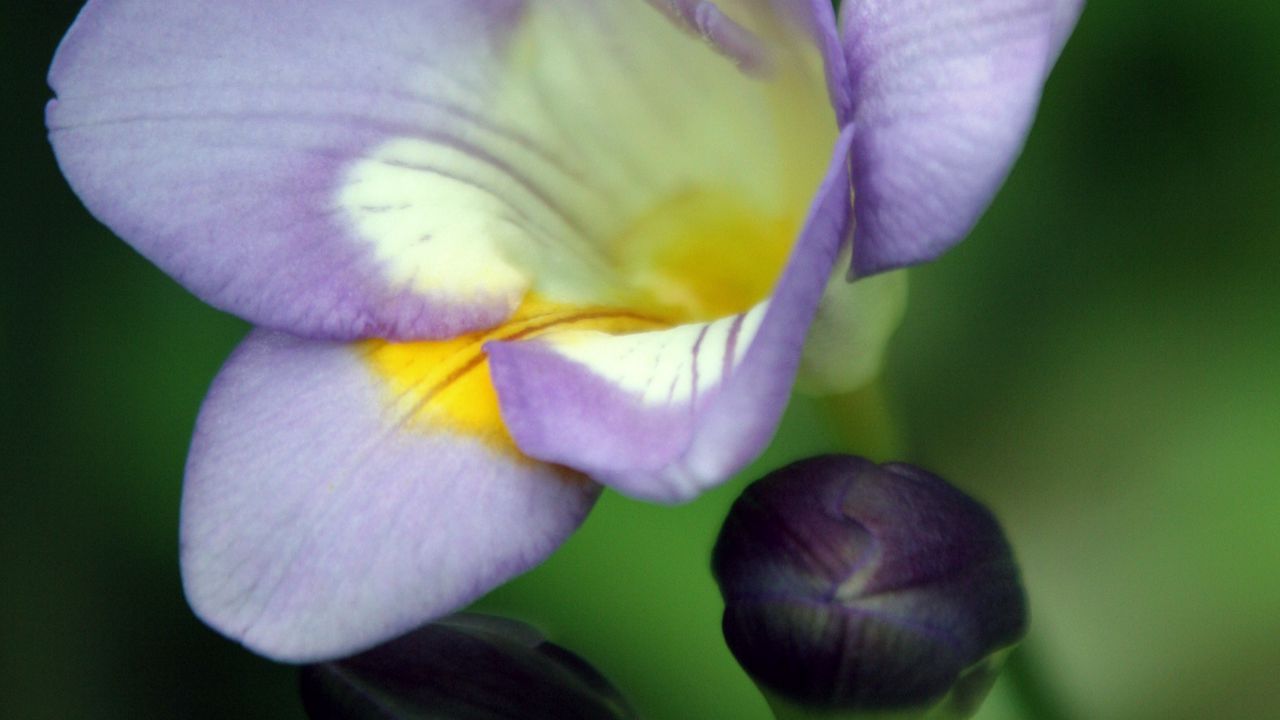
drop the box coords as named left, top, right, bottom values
left=816, top=381, right=906, bottom=460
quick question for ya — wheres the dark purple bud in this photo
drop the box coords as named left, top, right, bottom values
left=299, top=614, right=635, bottom=720
left=712, top=455, right=1027, bottom=716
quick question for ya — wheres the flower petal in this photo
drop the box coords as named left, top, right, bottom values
left=48, top=0, right=836, bottom=340
left=643, top=0, right=776, bottom=75
left=840, top=0, right=1083, bottom=276
left=783, top=0, right=857, bottom=122
left=487, top=126, right=856, bottom=502
left=48, top=0, right=535, bottom=340
left=647, top=0, right=851, bottom=116
left=1050, top=0, right=1086, bottom=60
left=180, top=330, right=597, bottom=662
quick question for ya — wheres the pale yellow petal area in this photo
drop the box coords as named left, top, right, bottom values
left=353, top=2, right=859, bottom=452
left=497, top=1, right=836, bottom=316
left=338, top=0, right=837, bottom=327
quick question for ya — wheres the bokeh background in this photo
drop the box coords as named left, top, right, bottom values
left=3, top=1, right=1277, bottom=718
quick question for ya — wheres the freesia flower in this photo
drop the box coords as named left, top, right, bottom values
left=47, top=0, right=1080, bottom=661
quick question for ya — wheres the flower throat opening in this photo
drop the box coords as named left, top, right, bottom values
left=611, top=188, right=800, bottom=324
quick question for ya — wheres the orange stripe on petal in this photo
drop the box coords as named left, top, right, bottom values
left=364, top=296, right=666, bottom=454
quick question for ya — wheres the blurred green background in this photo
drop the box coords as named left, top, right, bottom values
left=3, top=1, right=1278, bottom=718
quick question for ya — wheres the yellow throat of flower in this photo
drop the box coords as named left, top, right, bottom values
left=614, top=189, right=801, bottom=322
left=363, top=298, right=666, bottom=454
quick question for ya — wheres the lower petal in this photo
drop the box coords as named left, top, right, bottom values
left=181, top=330, right=597, bottom=663
left=486, top=307, right=768, bottom=500
left=488, top=126, right=857, bottom=502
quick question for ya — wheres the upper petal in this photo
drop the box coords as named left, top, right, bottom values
left=839, top=0, right=1083, bottom=276
left=488, top=126, right=856, bottom=502
left=181, top=329, right=597, bottom=662
left=48, top=0, right=837, bottom=340
left=48, top=0, right=534, bottom=340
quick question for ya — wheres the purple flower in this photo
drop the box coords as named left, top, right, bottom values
left=47, top=0, right=1080, bottom=661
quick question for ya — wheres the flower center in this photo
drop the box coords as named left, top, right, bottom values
left=364, top=297, right=666, bottom=453
left=612, top=189, right=801, bottom=323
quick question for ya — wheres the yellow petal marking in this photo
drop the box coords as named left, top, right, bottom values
left=364, top=296, right=667, bottom=455
left=614, top=189, right=801, bottom=322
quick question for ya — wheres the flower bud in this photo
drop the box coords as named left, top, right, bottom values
left=712, top=455, right=1026, bottom=718
left=299, top=613, right=635, bottom=720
